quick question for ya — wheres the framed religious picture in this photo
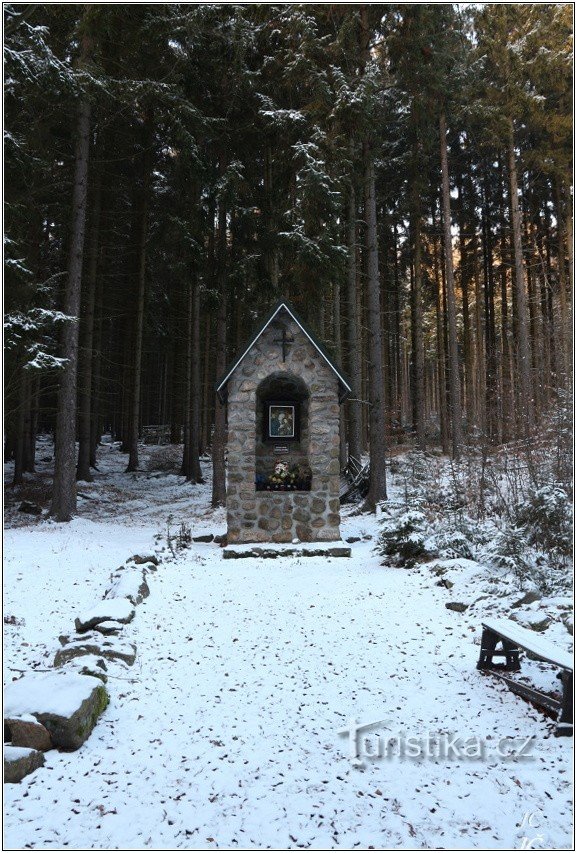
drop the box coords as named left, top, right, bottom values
left=269, top=404, right=294, bottom=438
left=264, top=401, right=299, bottom=441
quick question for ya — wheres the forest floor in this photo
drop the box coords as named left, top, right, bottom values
left=3, top=439, right=573, bottom=850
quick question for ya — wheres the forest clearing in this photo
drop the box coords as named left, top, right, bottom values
left=3, top=3, right=573, bottom=851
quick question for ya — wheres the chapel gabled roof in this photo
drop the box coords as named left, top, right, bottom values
left=216, top=299, right=352, bottom=402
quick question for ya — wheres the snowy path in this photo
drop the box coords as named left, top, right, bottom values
left=4, top=529, right=573, bottom=849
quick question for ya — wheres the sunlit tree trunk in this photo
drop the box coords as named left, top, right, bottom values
left=507, top=116, right=533, bottom=433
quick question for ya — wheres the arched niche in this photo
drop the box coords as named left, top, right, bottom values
left=255, top=372, right=310, bottom=490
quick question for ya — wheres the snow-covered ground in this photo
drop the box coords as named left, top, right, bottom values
left=4, top=440, right=573, bottom=849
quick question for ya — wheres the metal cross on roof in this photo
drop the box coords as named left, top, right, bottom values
left=274, top=327, right=294, bottom=362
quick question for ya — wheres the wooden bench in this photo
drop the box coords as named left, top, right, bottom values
left=477, top=617, right=573, bottom=737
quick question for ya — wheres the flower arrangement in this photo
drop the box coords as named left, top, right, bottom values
left=267, top=461, right=296, bottom=489
left=255, top=461, right=312, bottom=491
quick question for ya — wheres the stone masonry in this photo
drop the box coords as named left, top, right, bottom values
left=224, top=308, right=343, bottom=544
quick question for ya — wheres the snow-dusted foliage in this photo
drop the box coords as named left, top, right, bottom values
left=378, top=507, right=430, bottom=567
left=516, top=484, right=572, bottom=559
left=4, top=308, right=72, bottom=371
left=481, top=525, right=532, bottom=580
left=380, top=435, right=572, bottom=602
left=430, top=526, right=476, bottom=561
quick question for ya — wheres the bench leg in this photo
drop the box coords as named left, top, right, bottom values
left=477, top=629, right=521, bottom=671
left=555, top=671, right=573, bottom=737
left=501, top=638, right=521, bottom=671
left=477, top=628, right=499, bottom=670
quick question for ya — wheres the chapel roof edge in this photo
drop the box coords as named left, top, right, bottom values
left=216, top=298, right=351, bottom=403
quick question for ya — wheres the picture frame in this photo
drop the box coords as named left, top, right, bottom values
left=269, top=404, right=295, bottom=438
left=264, top=400, right=300, bottom=442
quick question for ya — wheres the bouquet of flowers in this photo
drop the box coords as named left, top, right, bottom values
left=267, top=461, right=296, bottom=489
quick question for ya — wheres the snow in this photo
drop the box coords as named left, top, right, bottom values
left=80, top=619, right=120, bottom=633
left=58, top=633, right=135, bottom=656
left=76, top=597, right=135, bottom=626
left=6, top=713, right=38, bottom=723
left=4, top=673, right=104, bottom=719
left=3, top=518, right=157, bottom=681
left=4, top=745, right=39, bottom=761
left=59, top=653, right=110, bottom=678
left=104, top=568, right=147, bottom=602
left=3, top=441, right=573, bottom=849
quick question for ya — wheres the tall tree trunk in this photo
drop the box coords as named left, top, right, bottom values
left=456, top=168, right=474, bottom=432
left=50, top=47, right=91, bottom=520
left=120, top=296, right=133, bottom=450
left=499, top=197, right=513, bottom=443
left=24, top=375, right=38, bottom=472
left=21, top=376, right=32, bottom=472
left=169, top=336, right=181, bottom=444
left=536, top=200, right=552, bottom=408
left=481, top=173, right=497, bottom=443
left=77, top=164, right=101, bottom=481
left=212, top=190, right=228, bottom=507
left=359, top=5, right=387, bottom=508
left=466, top=169, right=485, bottom=433
left=182, top=272, right=203, bottom=482
left=264, top=142, right=279, bottom=291
left=439, top=112, right=462, bottom=459
left=363, top=146, right=387, bottom=507
left=565, top=169, right=573, bottom=367
left=190, top=276, right=203, bottom=482
left=555, top=176, right=570, bottom=385
left=90, top=268, right=104, bottom=468
left=346, top=180, right=362, bottom=464
left=380, top=220, right=392, bottom=436
left=21, top=211, right=42, bottom=474
left=391, top=224, right=402, bottom=429
left=410, top=193, right=425, bottom=450
left=201, top=313, right=211, bottom=455
left=433, top=221, right=449, bottom=454
left=13, top=373, right=28, bottom=486
left=522, top=175, right=543, bottom=418
left=333, top=278, right=347, bottom=468
left=507, top=116, right=533, bottom=433
left=126, top=113, right=153, bottom=472
left=181, top=277, right=194, bottom=477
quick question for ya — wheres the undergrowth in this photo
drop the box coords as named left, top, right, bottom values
left=380, top=402, right=572, bottom=598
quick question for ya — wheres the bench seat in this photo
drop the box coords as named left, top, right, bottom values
left=482, top=618, right=573, bottom=671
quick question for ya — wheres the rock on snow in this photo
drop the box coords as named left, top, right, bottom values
left=74, top=597, right=135, bottom=633
left=4, top=745, right=45, bottom=783
left=4, top=673, right=109, bottom=750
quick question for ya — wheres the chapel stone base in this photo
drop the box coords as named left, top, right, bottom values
left=223, top=542, right=351, bottom=559
left=227, top=490, right=341, bottom=545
